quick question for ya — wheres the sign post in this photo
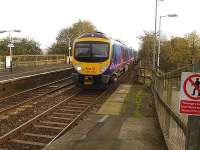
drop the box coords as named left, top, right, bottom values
left=68, top=46, right=71, bottom=64
left=5, top=56, right=11, bottom=69
left=7, top=43, right=14, bottom=72
left=180, top=72, right=200, bottom=150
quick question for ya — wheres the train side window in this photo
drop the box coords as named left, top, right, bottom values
left=125, top=48, right=126, bottom=59
left=112, top=45, right=117, bottom=65
left=123, top=47, right=125, bottom=61
left=123, top=48, right=124, bottom=59
left=126, top=49, right=128, bottom=60
left=117, top=46, right=121, bottom=63
left=111, top=45, right=115, bottom=60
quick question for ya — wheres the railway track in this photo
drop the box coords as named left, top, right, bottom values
left=0, top=67, right=132, bottom=149
left=0, top=89, right=106, bottom=150
left=0, top=76, right=74, bottom=115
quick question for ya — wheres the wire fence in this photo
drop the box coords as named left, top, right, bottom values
left=151, top=65, right=198, bottom=150
left=136, top=62, right=200, bottom=150
left=153, top=72, right=186, bottom=150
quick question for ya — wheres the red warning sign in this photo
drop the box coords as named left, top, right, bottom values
left=180, top=72, right=200, bottom=115
left=180, top=100, right=200, bottom=115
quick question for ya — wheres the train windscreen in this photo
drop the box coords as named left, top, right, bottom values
left=74, top=42, right=109, bottom=62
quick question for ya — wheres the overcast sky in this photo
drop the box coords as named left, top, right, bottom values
left=0, top=0, right=199, bottom=50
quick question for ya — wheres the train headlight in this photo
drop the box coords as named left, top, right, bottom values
left=100, top=65, right=108, bottom=73
left=77, top=66, right=81, bottom=71
left=74, top=64, right=82, bottom=72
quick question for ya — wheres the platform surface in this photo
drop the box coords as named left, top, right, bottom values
left=97, top=84, right=131, bottom=115
left=45, top=84, right=167, bottom=150
left=0, top=63, right=72, bottom=81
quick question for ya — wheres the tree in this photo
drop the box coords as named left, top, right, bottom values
left=47, top=42, right=68, bottom=54
left=184, top=31, right=200, bottom=64
left=160, top=37, right=190, bottom=71
left=159, top=40, right=175, bottom=71
left=0, top=38, right=42, bottom=56
left=138, top=31, right=156, bottom=69
left=138, top=31, right=196, bottom=72
left=0, top=39, right=8, bottom=56
left=47, top=20, right=97, bottom=54
left=138, top=31, right=200, bottom=72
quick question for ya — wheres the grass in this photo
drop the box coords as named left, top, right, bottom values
left=121, top=84, right=149, bottom=117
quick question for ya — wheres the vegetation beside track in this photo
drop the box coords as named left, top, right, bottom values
left=121, top=84, right=151, bottom=117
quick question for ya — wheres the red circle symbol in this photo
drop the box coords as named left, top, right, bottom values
left=183, top=74, right=200, bottom=100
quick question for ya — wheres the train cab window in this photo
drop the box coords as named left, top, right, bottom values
left=74, top=42, right=109, bottom=62
left=92, top=44, right=109, bottom=58
left=75, top=43, right=91, bottom=57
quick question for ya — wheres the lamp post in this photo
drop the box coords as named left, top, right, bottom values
left=153, top=0, right=164, bottom=70
left=157, top=14, right=177, bottom=69
left=66, top=35, right=71, bottom=64
left=64, top=32, right=84, bottom=64
left=0, top=30, right=21, bottom=72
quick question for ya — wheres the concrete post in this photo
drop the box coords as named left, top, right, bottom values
left=186, top=116, right=200, bottom=150
left=186, top=63, right=200, bottom=150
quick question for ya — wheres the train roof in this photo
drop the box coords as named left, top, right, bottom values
left=111, top=39, right=125, bottom=46
left=77, top=32, right=133, bottom=49
left=78, top=32, right=109, bottom=40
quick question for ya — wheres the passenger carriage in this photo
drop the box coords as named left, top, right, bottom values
left=71, top=32, right=135, bottom=88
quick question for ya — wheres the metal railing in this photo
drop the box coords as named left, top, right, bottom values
left=0, top=55, right=71, bottom=72
left=151, top=65, right=197, bottom=150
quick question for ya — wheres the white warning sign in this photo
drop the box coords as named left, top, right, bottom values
left=180, top=72, right=200, bottom=115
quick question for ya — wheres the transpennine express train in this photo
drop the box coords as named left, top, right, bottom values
left=71, top=32, right=136, bottom=88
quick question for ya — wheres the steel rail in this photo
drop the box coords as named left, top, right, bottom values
left=0, top=67, right=131, bottom=149
left=0, top=76, right=72, bottom=102
left=0, top=90, right=81, bottom=145
left=0, top=85, right=114, bottom=148
left=0, top=77, right=74, bottom=115
left=45, top=87, right=110, bottom=148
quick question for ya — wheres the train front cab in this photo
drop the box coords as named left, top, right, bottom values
left=72, top=37, right=112, bottom=88
left=72, top=73, right=110, bottom=88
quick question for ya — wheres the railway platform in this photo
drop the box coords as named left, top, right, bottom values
left=45, top=84, right=167, bottom=150
left=0, top=63, right=72, bottom=81
left=0, top=63, right=73, bottom=99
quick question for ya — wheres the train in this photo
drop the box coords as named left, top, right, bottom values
left=71, top=32, right=136, bottom=88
